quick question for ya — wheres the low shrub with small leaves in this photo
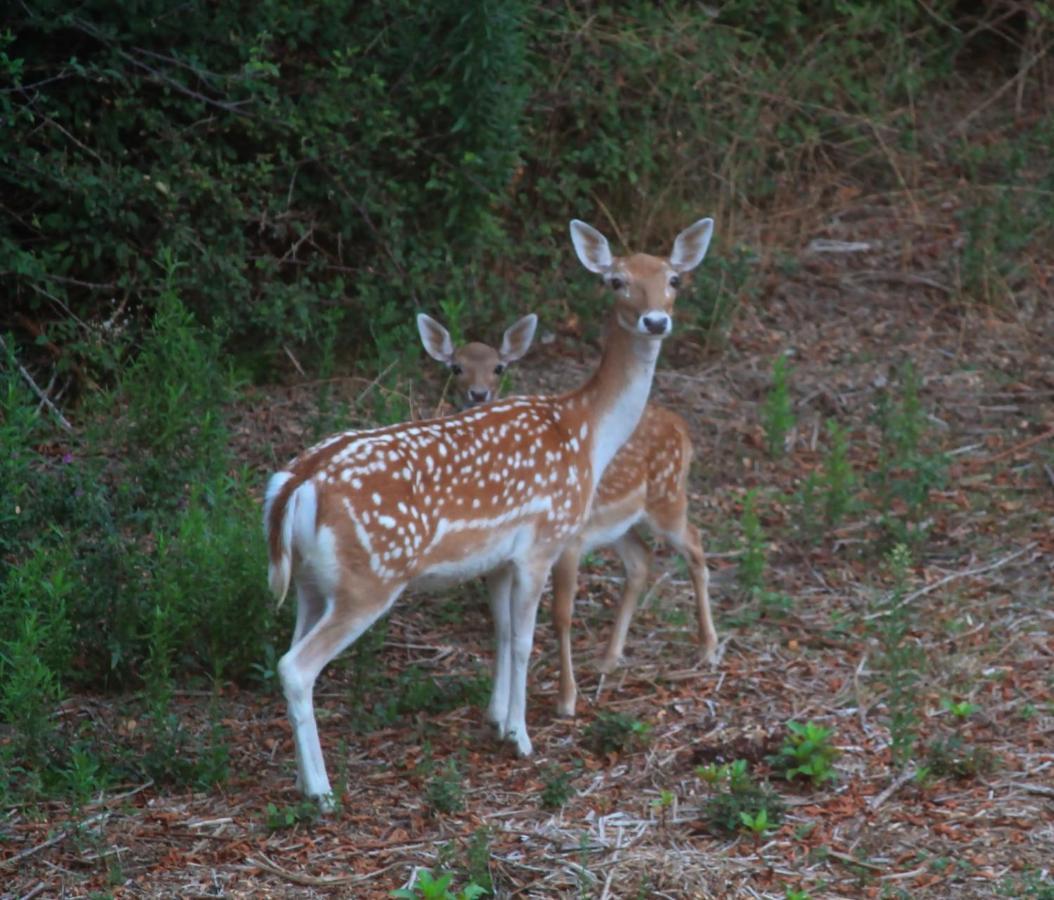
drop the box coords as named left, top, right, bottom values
left=391, top=868, right=487, bottom=900
left=584, top=711, right=651, bottom=756
left=769, top=721, right=839, bottom=786
left=540, top=764, right=578, bottom=810
left=698, top=759, right=785, bottom=836
left=265, top=800, right=322, bottom=832
left=923, top=734, right=997, bottom=781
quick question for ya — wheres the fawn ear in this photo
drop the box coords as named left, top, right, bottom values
left=499, top=314, right=537, bottom=364
left=570, top=220, right=614, bottom=274
left=669, top=218, right=714, bottom=273
left=417, top=313, right=455, bottom=364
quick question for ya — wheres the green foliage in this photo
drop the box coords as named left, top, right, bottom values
left=770, top=721, right=839, bottom=785
left=698, top=759, right=785, bottom=836
left=762, top=355, right=795, bottom=457
left=425, top=757, right=466, bottom=816
left=540, top=764, right=578, bottom=810
left=872, top=544, right=923, bottom=770
left=265, top=800, right=322, bottom=832
left=922, top=734, right=997, bottom=781
left=998, top=869, right=1054, bottom=899
left=737, top=490, right=767, bottom=594
left=391, top=869, right=487, bottom=900
left=955, top=113, right=1054, bottom=306
left=941, top=698, right=979, bottom=720
left=350, top=666, right=491, bottom=733
left=822, top=420, right=856, bottom=529
left=584, top=711, right=651, bottom=756
left=873, top=363, right=948, bottom=549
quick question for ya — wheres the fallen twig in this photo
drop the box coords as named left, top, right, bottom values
left=1, top=812, right=108, bottom=871
left=246, top=852, right=366, bottom=887
left=865, top=543, right=1036, bottom=620
left=869, top=766, right=917, bottom=811
left=0, top=334, right=73, bottom=433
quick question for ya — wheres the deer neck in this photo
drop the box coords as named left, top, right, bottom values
left=573, top=313, right=662, bottom=481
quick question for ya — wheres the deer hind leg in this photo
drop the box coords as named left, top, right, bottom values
left=660, top=519, right=717, bottom=663
left=598, top=529, right=651, bottom=674
left=502, top=560, right=551, bottom=757
left=551, top=544, right=582, bottom=718
left=292, top=581, right=326, bottom=646
left=278, top=579, right=404, bottom=807
left=485, top=565, right=514, bottom=732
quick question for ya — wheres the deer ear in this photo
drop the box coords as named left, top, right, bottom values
left=416, top=313, right=455, bottom=364
left=570, top=220, right=614, bottom=274
left=669, top=218, right=714, bottom=273
left=499, top=314, right=538, bottom=364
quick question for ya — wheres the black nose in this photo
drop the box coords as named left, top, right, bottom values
left=469, top=390, right=489, bottom=403
left=643, top=315, right=669, bottom=335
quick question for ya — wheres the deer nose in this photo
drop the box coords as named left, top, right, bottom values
left=641, top=313, right=671, bottom=336
left=468, top=389, right=490, bottom=404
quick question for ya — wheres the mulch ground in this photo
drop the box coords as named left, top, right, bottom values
left=4, top=188, right=1052, bottom=899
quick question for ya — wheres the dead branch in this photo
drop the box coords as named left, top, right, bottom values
left=0, top=333, right=73, bottom=433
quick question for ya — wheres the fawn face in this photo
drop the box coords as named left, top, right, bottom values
left=417, top=313, right=538, bottom=407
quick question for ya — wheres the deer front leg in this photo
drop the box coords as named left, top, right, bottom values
left=502, top=561, right=550, bottom=756
left=551, top=546, right=581, bottom=718
left=485, top=565, right=514, bottom=734
left=598, top=529, right=651, bottom=674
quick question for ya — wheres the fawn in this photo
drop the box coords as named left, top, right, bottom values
left=417, top=313, right=717, bottom=719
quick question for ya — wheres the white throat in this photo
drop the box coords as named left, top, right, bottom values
left=589, top=335, right=662, bottom=480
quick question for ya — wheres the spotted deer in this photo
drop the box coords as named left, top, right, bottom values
left=264, top=217, right=714, bottom=804
left=417, top=317, right=717, bottom=718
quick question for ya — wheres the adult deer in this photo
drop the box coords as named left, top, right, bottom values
left=416, top=314, right=717, bottom=719
left=264, top=217, right=714, bottom=804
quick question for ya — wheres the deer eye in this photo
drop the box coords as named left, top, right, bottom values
left=670, top=274, right=681, bottom=289
left=609, top=276, right=624, bottom=291
left=494, top=364, right=505, bottom=375
left=450, top=364, right=463, bottom=376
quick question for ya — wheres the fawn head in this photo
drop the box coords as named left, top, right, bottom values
left=416, top=312, right=538, bottom=407
left=569, top=218, right=714, bottom=337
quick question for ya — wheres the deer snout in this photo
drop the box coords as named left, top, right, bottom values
left=640, top=312, right=671, bottom=336
left=468, top=388, right=491, bottom=405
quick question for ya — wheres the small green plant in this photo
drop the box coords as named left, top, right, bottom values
left=784, top=888, right=811, bottom=900
left=464, top=826, right=494, bottom=896
left=873, top=363, right=948, bottom=550
left=762, top=354, right=795, bottom=457
left=265, top=800, right=321, bottom=831
left=391, top=868, right=487, bottom=900
left=540, top=764, right=577, bottom=810
left=821, top=420, right=856, bottom=530
left=698, top=759, right=785, bottom=836
left=770, top=721, right=839, bottom=786
left=652, top=788, right=675, bottom=827
left=584, top=711, right=651, bottom=756
left=922, top=734, right=997, bottom=780
left=941, top=698, right=979, bottom=720
left=425, top=758, right=465, bottom=815
left=737, top=489, right=767, bottom=595
left=872, top=544, right=922, bottom=770
left=739, top=806, right=775, bottom=836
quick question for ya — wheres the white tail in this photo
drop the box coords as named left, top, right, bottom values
left=264, top=217, right=714, bottom=805
left=417, top=322, right=717, bottom=719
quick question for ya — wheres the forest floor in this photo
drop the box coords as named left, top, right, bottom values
left=4, top=188, right=1053, bottom=898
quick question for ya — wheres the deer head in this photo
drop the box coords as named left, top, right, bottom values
left=416, top=313, right=538, bottom=407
